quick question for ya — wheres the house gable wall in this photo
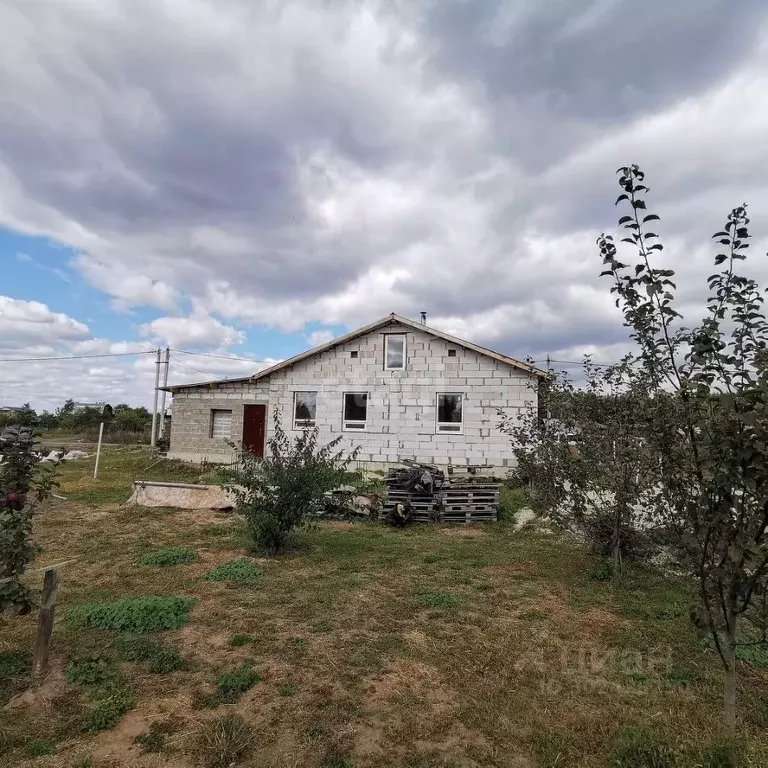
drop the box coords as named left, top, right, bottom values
left=168, top=323, right=537, bottom=468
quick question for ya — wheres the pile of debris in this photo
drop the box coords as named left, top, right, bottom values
left=381, top=459, right=499, bottom=526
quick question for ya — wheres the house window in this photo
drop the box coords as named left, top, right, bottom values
left=293, top=391, right=317, bottom=429
left=343, top=393, right=368, bottom=430
left=384, top=334, right=406, bottom=370
left=350, top=350, right=358, bottom=359
left=210, top=409, right=233, bottom=440
left=447, top=349, right=457, bottom=357
left=436, top=393, right=463, bottom=433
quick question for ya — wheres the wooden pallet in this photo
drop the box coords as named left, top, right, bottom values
left=380, top=483, right=499, bottom=524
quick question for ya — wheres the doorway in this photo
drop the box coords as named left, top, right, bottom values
left=242, top=404, right=267, bottom=457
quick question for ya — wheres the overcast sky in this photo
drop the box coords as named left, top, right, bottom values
left=2, top=0, right=768, bottom=409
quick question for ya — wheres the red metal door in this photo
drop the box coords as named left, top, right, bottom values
left=242, top=405, right=266, bottom=457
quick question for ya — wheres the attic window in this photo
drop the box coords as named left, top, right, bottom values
left=447, top=349, right=457, bottom=357
left=384, top=334, right=406, bottom=370
left=350, top=350, right=358, bottom=359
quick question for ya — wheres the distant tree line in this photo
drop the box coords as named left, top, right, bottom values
left=0, top=400, right=152, bottom=436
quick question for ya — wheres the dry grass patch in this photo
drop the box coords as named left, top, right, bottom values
left=1, top=451, right=767, bottom=766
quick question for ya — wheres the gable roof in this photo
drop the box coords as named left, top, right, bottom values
left=164, top=313, right=548, bottom=392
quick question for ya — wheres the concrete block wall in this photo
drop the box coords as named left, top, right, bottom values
left=168, top=322, right=539, bottom=469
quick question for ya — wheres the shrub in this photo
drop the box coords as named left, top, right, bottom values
left=205, top=558, right=263, bottom=584
left=0, top=426, right=56, bottom=613
left=216, top=663, right=260, bottom=703
left=65, top=657, right=116, bottom=687
left=612, top=727, right=677, bottom=768
left=23, top=739, right=54, bottom=757
left=194, top=714, right=253, bottom=768
left=224, top=413, right=359, bottom=554
left=138, top=547, right=197, bottom=566
left=113, top=635, right=184, bottom=673
left=68, top=596, right=195, bottom=632
left=84, top=689, right=138, bottom=732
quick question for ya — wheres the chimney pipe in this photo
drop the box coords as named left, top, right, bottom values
left=420, top=311, right=427, bottom=325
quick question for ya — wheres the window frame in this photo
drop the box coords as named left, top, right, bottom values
left=210, top=409, right=233, bottom=441
left=342, top=391, right=369, bottom=431
left=293, top=391, right=318, bottom=430
left=384, top=334, right=407, bottom=370
left=435, top=392, right=464, bottom=434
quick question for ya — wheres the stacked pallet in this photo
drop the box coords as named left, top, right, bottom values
left=381, top=463, right=499, bottom=524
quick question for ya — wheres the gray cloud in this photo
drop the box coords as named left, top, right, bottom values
left=1, top=0, right=768, bottom=380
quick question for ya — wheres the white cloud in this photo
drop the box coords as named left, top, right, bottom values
left=1, top=0, right=768, bottom=387
left=15, top=251, right=32, bottom=262
left=306, top=329, right=335, bottom=348
left=0, top=296, right=90, bottom=352
left=139, top=310, right=245, bottom=349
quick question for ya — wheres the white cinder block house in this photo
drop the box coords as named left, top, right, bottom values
left=164, top=314, right=547, bottom=471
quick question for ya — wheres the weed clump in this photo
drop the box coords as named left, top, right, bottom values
left=205, top=558, right=263, bottom=584
left=194, top=714, right=253, bottom=768
left=215, top=663, right=260, bottom=703
left=415, top=591, right=463, bottom=611
left=68, top=596, right=195, bottom=632
left=83, top=689, right=138, bottom=732
left=612, top=726, right=677, bottom=767
left=65, top=657, right=116, bottom=687
left=138, top=547, right=197, bottom=566
left=113, top=634, right=184, bottom=673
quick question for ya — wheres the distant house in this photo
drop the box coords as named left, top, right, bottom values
left=163, top=314, right=547, bottom=471
left=0, top=406, right=26, bottom=414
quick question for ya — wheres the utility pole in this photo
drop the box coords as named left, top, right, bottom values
left=158, top=347, right=170, bottom=439
left=150, top=348, right=161, bottom=448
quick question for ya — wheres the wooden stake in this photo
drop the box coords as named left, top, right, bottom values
left=32, top=567, right=60, bottom=681
left=94, top=421, right=104, bottom=479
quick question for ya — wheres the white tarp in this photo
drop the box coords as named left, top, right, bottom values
left=126, top=481, right=236, bottom=510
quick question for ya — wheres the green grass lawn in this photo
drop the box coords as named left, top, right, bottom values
left=1, top=448, right=767, bottom=767
left=54, top=445, right=221, bottom=504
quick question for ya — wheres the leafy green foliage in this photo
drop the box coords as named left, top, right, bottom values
left=596, top=165, right=768, bottom=730
left=500, top=359, right=657, bottom=577
left=0, top=426, right=56, bottom=613
left=215, top=663, right=260, bottom=703
left=83, top=689, right=138, bottom=732
left=113, top=634, right=184, bottom=673
left=68, top=596, right=195, bottom=632
left=138, top=547, right=197, bottom=566
left=65, top=657, right=116, bottom=687
left=612, top=727, right=677, bottom=767
left=194, top=714, right=253, bottom=768
left=23, top=739, right=54, bottom=757
left=415, top=591, right=463, bottom=611
left=205, top=557, right=263, bottom=583
left=224, top=412, right=359, bottom=554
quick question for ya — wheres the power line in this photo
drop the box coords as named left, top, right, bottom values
left=0, top=350, right=156, bottom=363
left=171, top=348, right=269, bottom=363
left=172, top=357, right=209, bottom=376
left=534, top=358, right=618, bottom=367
